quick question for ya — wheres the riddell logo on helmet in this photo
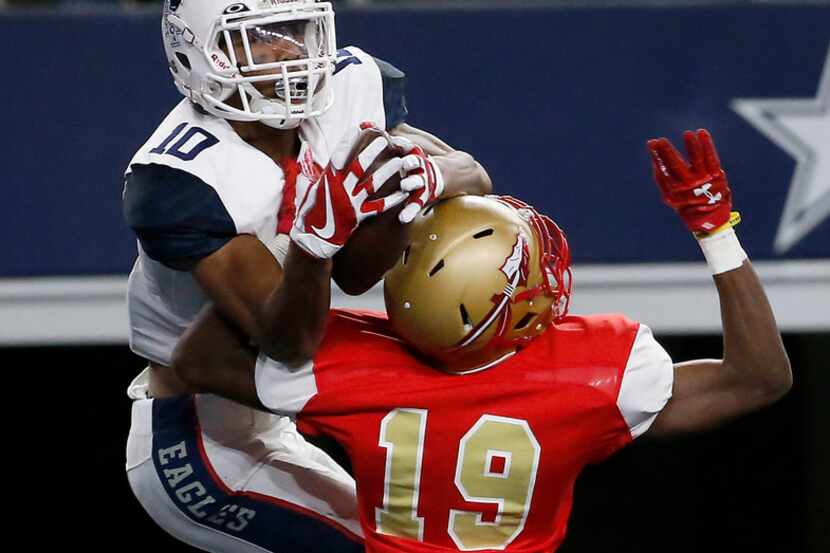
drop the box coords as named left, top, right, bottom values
left=211, top=53, right=232, bottom=71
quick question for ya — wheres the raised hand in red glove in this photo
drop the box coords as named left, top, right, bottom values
left=291, top=123, right=408, bottom=258
left=647, top=129, right=733, bottom=234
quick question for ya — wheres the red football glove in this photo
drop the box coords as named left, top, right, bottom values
left=647, top=129, right=733, bottom=234
left=391, top=136, right=445, bottom=224
left=291, top=124, right=408, bottom=258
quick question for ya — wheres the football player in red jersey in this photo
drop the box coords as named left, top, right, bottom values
left=171, top=129, right=791, bottom=552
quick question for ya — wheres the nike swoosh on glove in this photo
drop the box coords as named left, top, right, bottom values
left=291, top=124, right=408, bottom=258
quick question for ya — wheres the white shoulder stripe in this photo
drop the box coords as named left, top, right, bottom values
left=616, top=324, right=674, bottom=439
left=255, top=353, right=318, bottom=416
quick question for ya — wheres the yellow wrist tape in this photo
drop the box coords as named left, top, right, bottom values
left=695, top=211, right=741, bottom=239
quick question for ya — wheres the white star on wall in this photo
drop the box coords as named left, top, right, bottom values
left=732, top=46, right=830, bottom=253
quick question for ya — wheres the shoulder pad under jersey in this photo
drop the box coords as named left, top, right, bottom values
left=330, top=46, right=408, bottom=131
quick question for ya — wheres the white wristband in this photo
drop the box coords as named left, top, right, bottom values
left=697, top=228, right=748, bottom=275
left=261, top=233, right=291, bottom=267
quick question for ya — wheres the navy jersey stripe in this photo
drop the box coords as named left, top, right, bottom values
left=151, top=396, right=363, bottom=553
left=334, top=48, right=364, bottom=75
left=373, top=56, right=408, bottom=130
left=123, top=163, right=236, bottom=268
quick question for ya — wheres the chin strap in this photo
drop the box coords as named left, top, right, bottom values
left=242, top=83, right=289, bottom=127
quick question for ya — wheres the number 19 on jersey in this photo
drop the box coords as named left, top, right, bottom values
left=375, top=408, right=541, bottom=550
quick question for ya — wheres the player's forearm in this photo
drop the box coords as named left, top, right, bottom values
left=714, top=260, right=792, bottom=399
left=644, top=259, right=792, bottom=439
left=389, top=123, right=492, bottom=198
left=433, top=151, right=493, bottom=199
left=390, top=122, right=454, bottom=156
left=331, top=204, right=409, bottom=296
left=172, top=306, right=264, bottom=410
left=257, top=243, right=333, bottom=363
left=174, top=242, right=331, bottom=406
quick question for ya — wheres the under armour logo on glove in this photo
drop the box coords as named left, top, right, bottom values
left=390, top=136, right=446, bottom=224
left=647, top=129, right=733, bottom=234
left=693, top=183, right=722, bottom=205
left=291, top=124, right=408, bottom=258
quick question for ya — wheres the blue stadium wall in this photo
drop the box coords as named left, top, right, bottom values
left=2, top=5, right=829, bottom=276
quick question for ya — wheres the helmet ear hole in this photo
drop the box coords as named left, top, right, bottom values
left=473, top=228, right=494, bottom=239
left=175, top=52, right=191, bottom=70
left=402, top=246, right=411, bottom=266
left=428, top=260, right=445, bottom=277
left=459, top=303, right=473, bottom=331
left=513, top=312, right=537, bottom=331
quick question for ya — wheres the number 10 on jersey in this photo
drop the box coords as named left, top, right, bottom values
left=375, top=409, right=541, bottom=550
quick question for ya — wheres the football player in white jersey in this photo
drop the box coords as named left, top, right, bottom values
left=122, top=1, right=492, bottom=552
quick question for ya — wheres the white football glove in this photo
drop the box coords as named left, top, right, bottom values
left=391, top=136, right=446, bottom=224
left=291, top=124, right=408, bottom=258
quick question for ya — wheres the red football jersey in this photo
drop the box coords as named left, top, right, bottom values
left=256, top=310, right=673, bottom=553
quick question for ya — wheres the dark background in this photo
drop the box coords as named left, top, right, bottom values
left=10, top=332, right=828, bottom=552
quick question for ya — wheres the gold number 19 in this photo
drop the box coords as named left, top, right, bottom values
left=376, top=410, right=540, bottom=551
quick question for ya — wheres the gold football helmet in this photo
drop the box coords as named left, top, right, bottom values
left=384, top=195, right=572, bottom=374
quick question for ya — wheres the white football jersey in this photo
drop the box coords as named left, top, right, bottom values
left=124, top=46, right=407, bottom=366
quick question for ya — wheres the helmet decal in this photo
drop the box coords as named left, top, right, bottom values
left=455, top=233, right=527, bottom=349
left=499, top=233, right=530, bottom=291
left=164, top=19, right=184, bottom=48
left=210, top=51, right=234, bottom=72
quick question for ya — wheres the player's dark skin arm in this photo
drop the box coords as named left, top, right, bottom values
left=333, top=123, right=493, bottom=295
left=152, top=238, right=316, bottom=398
left=646, top=260, right=792, bottom=438
left=172, top=304, right=263, bottom=410
left=172, top=238, right=330, bottom=403
left=191, top=237, right=332, bottom=364
left=392, top=123, right=493, bottom=198
left=145, top=129, right=313, bottom=396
